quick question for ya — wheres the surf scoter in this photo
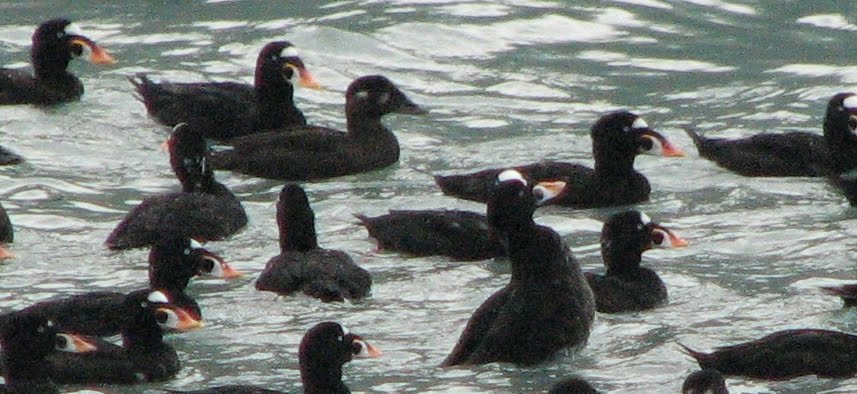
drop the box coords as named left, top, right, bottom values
left=548, top=377, right=600, bottom=394
left=680, top=329, right=857, bottom=380
left=165, top=321, right=381, bottom=394
left=434, top=111, right=684, bottom=208
left=256, top=185, right=371, bottom=302
left=105, top=123, right=247, bottom=249
left=585, top=210, right=688, bottom=313
left=0, top=18, right=115, bottom=105
left=210, top=75, right=425, bottom=181
left=45, top=289, right=202, bottom=384
left=0, top=311, right=95, bottom=394
left=442, top=170, right=595, bottom=366
left=130, top=41, right=319, bottom=141
left=684, top=92, right=857, bottom=177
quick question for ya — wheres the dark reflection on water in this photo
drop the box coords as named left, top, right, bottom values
left=2, top=1, right=857, bottom=393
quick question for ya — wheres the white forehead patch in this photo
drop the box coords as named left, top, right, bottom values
left=498, top=169, right=526, bottom=186
left=280, top=46, right=299, bottom=58
left=340, top=324, right=350, bottom=336
left=147, top=291, right=169, bottom=304
left=632, top=117, right=649, bottom=129
left=64, top=23, right=83, bottom=36
left=639, top=211, right=651, bottom=225
left=189, top=239, right=203, bottom=249
left=844, top=95, right=857, bottom=110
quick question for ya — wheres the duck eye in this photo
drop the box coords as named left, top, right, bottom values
left=652, top=230, right=665, bottom=245
left=55, top=335, right=68, bottom=350
left=351, top=341, right=364, bottom=355
left=201, top=259, right=215, bottom=273
left=639, top=137, right=654, bottom=151
left=155, top=310, right=169, bottom=324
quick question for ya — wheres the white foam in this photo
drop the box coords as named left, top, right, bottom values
left=844, top=95, right=857, bottom=110
left=632, top=117, right=649, bottom=129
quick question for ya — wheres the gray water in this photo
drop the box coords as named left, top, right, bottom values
left=2, top=1, right=857, bottom=393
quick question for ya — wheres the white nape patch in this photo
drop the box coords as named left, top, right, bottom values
left=355, top=90, right=370, bottom=100
left=498, top=169, right=526, bottom=186
left=844, top=95, right=857, bottom=110
left=64, top=23, right=83, bottom=36
left=147, top=291, right=169, bottom=304
left=189, top=239, right=203, bottom=249
left=340, top=324, right=350, bottom=336
left=639, top=211, right=652, bottom=225
left=632, top=117, right=649, bottom=129
left=280, top=46, right=299, bottom=58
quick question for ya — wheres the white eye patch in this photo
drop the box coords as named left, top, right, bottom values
left=280, top=46, right=299, bottom=58
left=632, top=117, right=649, bottom=129
left=639, top=211, right=651, bottom=225
left=147, top=291, right=169, bottom=304
left=844, top=95, right=857, bottom=110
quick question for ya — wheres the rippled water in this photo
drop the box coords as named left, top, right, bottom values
left=3, top=1, right=857, bottom=393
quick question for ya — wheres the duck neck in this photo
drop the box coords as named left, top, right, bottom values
left=603, top=241, right=644, bottom=278
left=505, top=225, right=567, bottom=283
left=122, top=316, right=164, bottom=350
left=149, top=239, right=195, bottom=291
left=31, top=44, right=72, bottom=81
left=279, top=207, right=318, bottom=253
left=824, top=116, right=857, bottom=173
left=2, top=350, right=52, bottom=384
left=255, top=70, right=304, bottom=129
left=301, top=361, right=348, bottom=394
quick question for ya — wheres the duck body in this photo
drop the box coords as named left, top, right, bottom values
left=0, top=19, right=115, bottom=105
left=435, top=111, right=682, bottom=208
left=442, top=171, right=594, bottom=366
left=686, top=93, right=857, bottom=177
left=681, top=329, right=857, bottom=380
left=682, top=369, right=729, bottom=394
left=0, top=292, right=126, bottom=337
left=255, top=185, right=370, bottom=302
left=356, top=209, right=503, bottom=261
left=585, top=268, right=666, bottom=313
left=0, top=203, right=12, bottom=260
left=168, top=387, right=285, bottom=394
left=130, top=41, right=318, bottom=141
left=210, top=75, right=424, bottom=181
left=685, top=129, right=831, bottom=176
left=105, top=123, right=247, bottom=249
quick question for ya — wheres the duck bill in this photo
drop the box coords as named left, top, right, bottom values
left=161, top=307, right=204, bottom=332
left=354, top=338, right=383, bottom=359
left=285, top=60, right=321, bottom=89
left=0, top=245, right=14, bottom=260
left=68, top=35, right=117, bottom=65
left=642, top=130, right=686, bottom=157
left=393, top=91, right=427, bottom=115
left=218, top=261, right=244, bottom=278
left=653, top=226, right=689, bottom=248
left=56, top=333, right=98, bottom=353
left=533, top=180, right=566, bottom=206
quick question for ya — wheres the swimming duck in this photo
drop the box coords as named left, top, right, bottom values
left=210, top=75, right=425, bottom=181
left=0, top=18, right=115, bottom=105
left=130, top=41, right=319, bottom=141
